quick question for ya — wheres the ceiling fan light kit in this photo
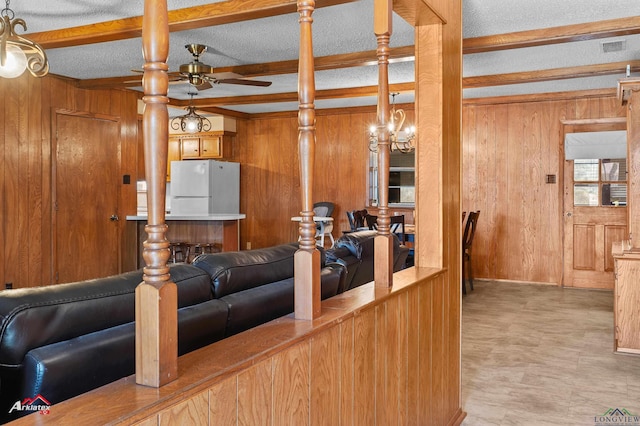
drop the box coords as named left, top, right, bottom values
left=0, top=0, right=48, bottom=78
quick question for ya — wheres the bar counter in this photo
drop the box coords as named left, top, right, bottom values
left=126, top=214, right=246, bottom=267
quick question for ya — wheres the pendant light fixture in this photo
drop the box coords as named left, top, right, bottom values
left=170, top=92, right=212, bottom=134
left=0, top=0, right=48, bottom=78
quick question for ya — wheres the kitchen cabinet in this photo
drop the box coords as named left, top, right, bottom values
left=180, top=132, right=230, bottom=159
left=162, top=132, right=233, bottom=181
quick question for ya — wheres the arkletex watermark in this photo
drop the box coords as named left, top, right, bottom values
left=8, top=394, right=50, bottom=415
left=594, top=408, right=640, bottom=425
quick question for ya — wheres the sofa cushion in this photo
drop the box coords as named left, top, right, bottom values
left=171, top=264, right=216, bottom=308
left=194, top=243, right=325, bottom=299
left=15, top=299, right=228, bottom=416
left=220, top=263, right=346, bottom=337
left=0, top=264, right=210, bottom=367
left=221, top=278, right=294, bottom=337
left=176, top=300, right=229, bottom=354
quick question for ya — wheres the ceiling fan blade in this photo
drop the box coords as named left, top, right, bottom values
left=208, top=72, right=271, bottom=87
left=208, top=72, right=244, bottom=80
left=217, top=78, right=272, bottom=87
left=194, top=81, right=213, bottom=91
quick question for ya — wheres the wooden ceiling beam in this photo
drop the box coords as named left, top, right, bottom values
left=464, top=60, right=640, bottom=88
left=464, top=16, right=640, bottom=54
left=170, top=82, right=415, bottom=107
left=220, top=45, right=415, bottom=77
left=195, top=106, right=251, bottom=120
left=28, top=0, right=358, bottom=49
left=463, top=88, right=617, bottom=106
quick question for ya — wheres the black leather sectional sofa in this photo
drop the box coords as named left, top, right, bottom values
left=0, top=230, right=408, bottom=423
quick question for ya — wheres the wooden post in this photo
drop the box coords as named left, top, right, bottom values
left=618, top=78, right=640, bottom=248
left=135, top=0, right=178, bottom=387
left=294, top=0, right=321, bottom=320
left=374, top=0, right=394, bottom=287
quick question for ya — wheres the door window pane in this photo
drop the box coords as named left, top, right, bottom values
left=602, top=183, right=627, bottom=206
left=574, top=159, right=599, bottom=181
left=601, top=159, right=626, bottom=182
left=574, top=184, right=599, bottom=206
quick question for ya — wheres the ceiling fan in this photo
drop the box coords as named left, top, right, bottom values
left=174, top=43, right=272, bottom=90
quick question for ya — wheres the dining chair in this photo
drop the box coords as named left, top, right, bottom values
left=365, top=214, right=378, bottom=230
left=462, top=210, right=480, bottom=295
left=365, top=214, right=405, bottom=243
left=390, top=214, right=405, bottom=243
left=313, top=201, right=335, bottom=247
left=346, top=209, right=369, bottom=233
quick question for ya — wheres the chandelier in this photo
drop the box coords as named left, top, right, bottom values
left=170, top=93, right=212, bottom=134
left=369, top=93, right=416, bottom=153
left=0, top=0, right=48, bottom=78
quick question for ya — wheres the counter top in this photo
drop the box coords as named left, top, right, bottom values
left=126, top=214, right=246, bottom=221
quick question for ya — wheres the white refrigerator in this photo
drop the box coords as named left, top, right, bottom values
left=170, top=159, right=240, bottom=215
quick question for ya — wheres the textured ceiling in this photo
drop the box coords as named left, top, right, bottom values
left=8, top=0, right=640, bottom=114
left=463, top=0, right=640, bottom=37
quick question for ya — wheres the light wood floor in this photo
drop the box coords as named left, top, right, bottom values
left=461, top=280, right=640, bottom=426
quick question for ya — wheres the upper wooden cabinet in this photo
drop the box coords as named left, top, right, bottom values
left=140, top=131, right=234, bottom=181
left=180, top=132, right=230, bottom=159
left=167, top=131, right=234, bottom=180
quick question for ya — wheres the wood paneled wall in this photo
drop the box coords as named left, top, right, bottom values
left=0, top=74, right=140, bottom=288
left=462, top=94, right=626, bottom=284
left=230, top=108, right=391, bottom=250
left=0, top=73, right=415, bottom=287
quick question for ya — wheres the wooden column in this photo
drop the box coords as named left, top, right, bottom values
left=135, top=0, right=178, bottom=387
left=294, top=0, right=321, bottom=320
left=618, top=78, right=640, bottom=247
left=414, top=24, right=444, bottom=268
left=373, top=0, right=394, bottom=287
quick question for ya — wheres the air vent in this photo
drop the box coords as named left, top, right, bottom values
left=602, top=40, right=626, bottom=53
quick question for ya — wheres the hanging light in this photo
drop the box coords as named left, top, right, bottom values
left=0, top=0, right=48, bottom=78
left=170, top=92, right=212, bottom=134
left=369, top=93, right=416, bottom=153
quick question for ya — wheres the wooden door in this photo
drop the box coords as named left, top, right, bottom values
left=53, top=110, right=121, bottom=284
left=563, top=160, right=627, bottom=289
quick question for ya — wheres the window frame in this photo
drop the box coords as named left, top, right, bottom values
left=368, top=150, right=415, bottom=207
left=573, top=158, right=627, bottom=207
